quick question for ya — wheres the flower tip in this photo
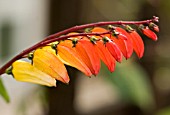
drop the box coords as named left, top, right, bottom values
left=154, top=26, right=159, bottom=32
left=53, top=82, right=57, bottom=87
left=117, top=56, right=123, bottom=63
left=138, top=53, right=144, bottom=59
left=63, top=77, right=70, bottom=84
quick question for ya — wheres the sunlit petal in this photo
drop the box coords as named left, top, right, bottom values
left=12, top=60, right=56, bottom=87
left=33, top=48, right=70, bottom=83
left=57, top=40, right=92, bottom=76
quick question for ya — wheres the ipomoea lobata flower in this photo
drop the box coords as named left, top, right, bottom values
left=12, top=60, right=56, bottom=87
left=33, top=48, right=70, bottom=84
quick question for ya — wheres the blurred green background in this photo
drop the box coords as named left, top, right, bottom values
left=0, top=0, right=169, bottom=115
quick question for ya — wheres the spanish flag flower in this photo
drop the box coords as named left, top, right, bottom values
left=1, top=17, right=159, bottom=87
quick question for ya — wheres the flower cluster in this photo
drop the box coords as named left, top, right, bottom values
left=2, top=17, right=159, bottom=87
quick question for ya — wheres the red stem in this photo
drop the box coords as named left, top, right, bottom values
left=0, top=17, right=158, bottom=75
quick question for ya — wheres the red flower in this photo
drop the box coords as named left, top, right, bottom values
left=125, top=25, right=144, bottom=58
left=140, top=25, right=158, bottom=41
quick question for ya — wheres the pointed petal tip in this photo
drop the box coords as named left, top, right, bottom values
left=63, top=76, right=70, bottom=84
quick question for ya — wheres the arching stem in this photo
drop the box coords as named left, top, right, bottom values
left=0, top=16, right=159, bottom=75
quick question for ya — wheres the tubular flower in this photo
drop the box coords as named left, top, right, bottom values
left=33, top=48, right=70, bottom=84
left=113, top=27, right=133, bottom=59
left=139, top=25, right=158, bottom=41
left=94, top=40, right=116, bottom=72
left=91, top=26, right=134, bottom=60
left=57, top=40, right=93, bottom=76
left=12, top=60, right=56, bottom=87
left=67, top=33, right=100, bottom=75
left=149, top=22, right=159, bottom=32
left=125, top=25, right=144, bottom=58
left=77, top=38, right=101, bottom=75
left=1, top=17, right=159, bottom=87
left=103, top=37, right=122, bottom=62
left=91, top=27, right=122, bottom=62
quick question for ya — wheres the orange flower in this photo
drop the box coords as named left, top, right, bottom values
left=91, top=27, right=122, bottom=62
left=57, top=40, right=93, bottom=76
left=33, top=48, right=70, bottom=84
left=92, top=27, right=134, bottom=59
left=67, top=33, right=100, bottom=75
left=77, top=38, right=100, bottom=75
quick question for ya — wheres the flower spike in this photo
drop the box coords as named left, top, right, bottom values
left=0, top=17, right=159, bottom=87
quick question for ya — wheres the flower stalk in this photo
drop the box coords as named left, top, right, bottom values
left=0, top=16, right=159, bottom=76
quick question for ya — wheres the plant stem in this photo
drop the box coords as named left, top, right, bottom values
left=0, top=17, right=158, bottom=75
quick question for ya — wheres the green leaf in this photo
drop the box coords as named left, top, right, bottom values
left=100, top=59, right=155, bottom=111
left=0, top=77, right=10, bottom=102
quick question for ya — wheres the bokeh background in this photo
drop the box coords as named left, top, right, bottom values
left=0, top=0, right=169, bottom=115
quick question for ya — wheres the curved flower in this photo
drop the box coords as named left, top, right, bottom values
left=92, top=27, right=133, bottom=59
left=57, top=40, right=92, bottom=76
left=91, top=27, right=122, bottom=61
left=67, top=33, right=100, bottom=75
left=94, top=40, right=116, bottom=72
left=104, top=38, right=122, bottom=62
left=0, top=17, right=159, bottom=89
left=149, top=22, right=159, bottom=32
left=33, top=48, right=70, bottom=84
left=77, top=38, right=100, bottom=75
left=125, top=26, right=144, bottom=58
left=114, top=27, right=133, bottom=59
left=139, top=25, right=158, bottom=41
left=12, top=60, right=56, bottom=87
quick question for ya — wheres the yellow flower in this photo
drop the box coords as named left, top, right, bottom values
left=12, top=60, right=56, bottom=87
left=33, top=48, right=70, bottom=84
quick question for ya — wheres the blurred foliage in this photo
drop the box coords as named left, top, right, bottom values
left=0, top=77, right=9, bottom=102
left=92, top=0, right=144, bottom=20
left=156, top=107, right=170, bottom=115
left=100, top=58, right=155, bottom=111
